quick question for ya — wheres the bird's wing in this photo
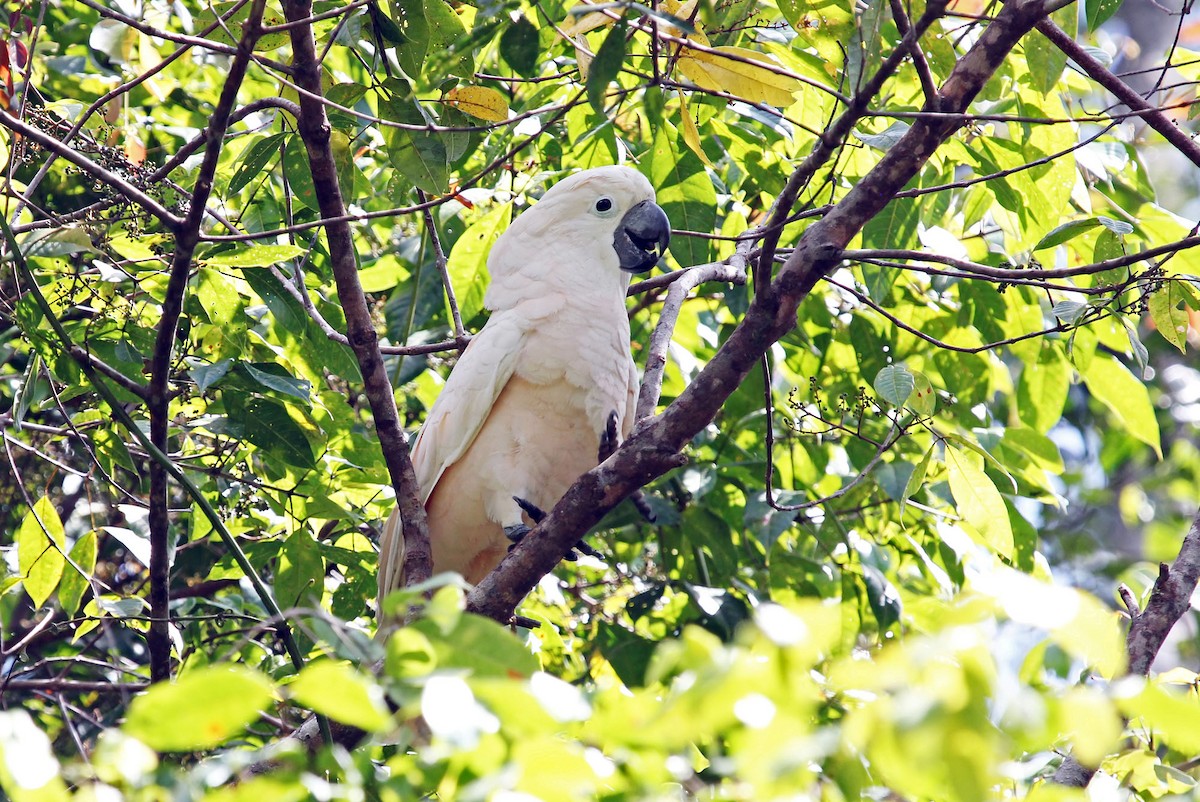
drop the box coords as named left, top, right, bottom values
left=410, top=312, right=527, bottom=501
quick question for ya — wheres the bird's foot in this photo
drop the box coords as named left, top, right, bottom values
left=506, top=496, right=603, bottom=561
left=598, top=410, right=657, bottom=524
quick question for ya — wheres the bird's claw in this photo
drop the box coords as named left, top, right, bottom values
left=598, top=410, right=620, bottom=461
left=508, top=495, right=604, bottom=563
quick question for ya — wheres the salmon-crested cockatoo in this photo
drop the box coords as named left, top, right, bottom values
left=376, top=165, right=670, bottom=614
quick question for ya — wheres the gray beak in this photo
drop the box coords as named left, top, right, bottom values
left=614, top=200, right=671, bottom=273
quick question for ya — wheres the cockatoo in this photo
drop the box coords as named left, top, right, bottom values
left=376, top=165, right=670, bottom=612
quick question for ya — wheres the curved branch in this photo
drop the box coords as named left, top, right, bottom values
left=464, top=0, right=1059, bottom=624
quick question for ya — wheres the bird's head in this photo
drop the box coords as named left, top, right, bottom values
left=486, top=166, right=672, bottom=309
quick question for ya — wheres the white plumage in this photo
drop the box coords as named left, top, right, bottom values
left=377, top=166, right=670, bottom=612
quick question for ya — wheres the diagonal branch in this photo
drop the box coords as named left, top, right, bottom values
left=465, top=0, right=1062, bottom=623
left=1053, top=504, right=1200, bottom=787
left=281, top=0, right=433, bottom=587
left=1036, top=18, right=1200, bottom=170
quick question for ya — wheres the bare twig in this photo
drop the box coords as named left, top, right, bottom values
left=418, top=189, right=466, bottom=337
left=635, top=259, right=750, bottom=421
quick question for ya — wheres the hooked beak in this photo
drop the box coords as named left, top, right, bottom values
left=614, top=200, right=671, bottom=273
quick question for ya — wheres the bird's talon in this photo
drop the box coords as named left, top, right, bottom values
left=599, top=410, right=620, bottom=461
left=513, top=496, right=546, bottom=523
left=504, top=523, right=531, bottom=543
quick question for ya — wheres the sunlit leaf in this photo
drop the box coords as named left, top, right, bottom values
left=288, top=661, right=391, bottom=731
left=1083, top=354, right=1162, bottom=458
left=123, top=665, right=275, bottom=751
left=58, top=530, right=96, bottom=617
left=17, top=497, right=65, bottom=609
left=445, top=86, right=509, bottom=122
left=677, top=45, right=801, bottom=107
left=945, top=445, right=1014, bottom=558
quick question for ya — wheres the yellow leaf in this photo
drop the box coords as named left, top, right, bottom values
left=573, top=34, right=593, bottom=80
left=945, top=445, right=1014, bottom=558
left=445, top=86, right=510, bottom=122
left=676, top=90, right=714, bottom=168
left=677, top=45, right=801, bottom=107
left=560, top=7, right=615, bottom=37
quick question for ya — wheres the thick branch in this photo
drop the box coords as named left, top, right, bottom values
left=464, top=0, right=1056, bottom=623
left=1054, top=505, right=1200, bottom=787
left=281, top=0, right=432, bottom=586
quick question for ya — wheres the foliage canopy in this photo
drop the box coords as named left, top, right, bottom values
left=2, top=0, right=1200, bottom=797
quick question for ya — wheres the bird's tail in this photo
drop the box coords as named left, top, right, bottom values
left=375, top=507, right=406, bottom=637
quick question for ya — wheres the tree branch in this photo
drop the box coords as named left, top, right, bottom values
left=1036, top=18, right=1200, bottom=170
left=281, top=0, right=432, bottom=587
left=464, top=0, right=1056, bottom=624
left=1053, top=505, right=1200, bottom=787
left=145, top=0, right=266, bottom=683
left=635, top=258, right=750, bottom=421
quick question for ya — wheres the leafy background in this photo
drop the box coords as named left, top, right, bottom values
left=2, top=0, right=1200, bottom=797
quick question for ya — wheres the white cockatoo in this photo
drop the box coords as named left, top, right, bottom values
left=376, top=165, right=670, bottom=611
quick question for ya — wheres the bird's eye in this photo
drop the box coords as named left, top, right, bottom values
left=594, top=196, right=615, bottom=214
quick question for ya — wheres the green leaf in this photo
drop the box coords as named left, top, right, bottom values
left=276, top=530, right=324, bottom=608
left=196, top=268, right=241, bottom=326
left=1034, top=217, right=1102, bottom=250
left=241, top=398, right=317, bottom=469
left=642, top=122, right=716, bottom=267
left=123, top=665, right=275, bottom=751
left=18, top=497, right=65, bottom=609
left=873, top=364, right=914, bottom=407
left=188, top=358, right=233, bottom=393
left=588, top=20, right=627, bottom=113
left=1083, top=353, right=1162, bottom=458
left=945, top=445, right=1014, bottom=558
left=1149, top=281, right=1188, bottom=352
left=288, top=660, right=391, bottom=731
left=204, top=245, right=305, bottom=268
left=236, top=362, right=312, bottom=403
left=447, top=203, right=510, bottom=322
left=1052, top=300, right=1087, bottom=324
left=413, top=613, right=540, bottom=678
left=909, top=370, right=936, bottom=416
left=391, top=0, right=430, bottom=77
left=382, top=97, right=449, bottom=194
left=499, top=14, right=540, bottom=77
left=1023, top=30, right=1067, bottom=95
left=1085, top=0, right=1124, bottom=29
left=368, top=1, right=405, bottom=44
left=58, top=530, right=96, bottom=617
left=1120, top=683, right=1200, bottom=754
left=282, top=136, right=319, bottom=210
left=900, top=445, right=934, bottom=517
left=1017, top=345, right=1070, bottom=433
left=227, top=133, right=286, bottom=195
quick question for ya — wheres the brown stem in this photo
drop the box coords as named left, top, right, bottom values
left=281, top=0, right=432, bottom=587
left=1054, top=506, right=1200, bottom=786
left=144, top=0, right=267, bottom=683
